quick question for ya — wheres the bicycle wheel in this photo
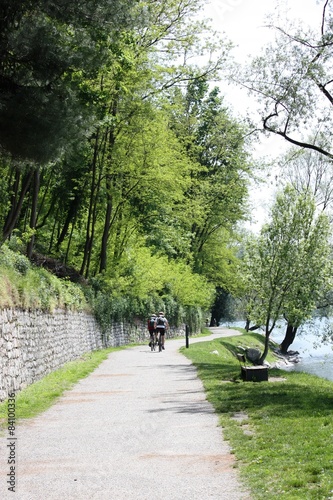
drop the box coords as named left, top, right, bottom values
left=158, top=335, right=162, bottom=352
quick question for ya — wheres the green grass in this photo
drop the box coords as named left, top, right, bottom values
left=0, top=346, right=125, bottom=428
left=188, top=327, right=212, bottom=338
left=181, top=332, right=333, bottom=500
left=195, top=327, right=214, bottom=337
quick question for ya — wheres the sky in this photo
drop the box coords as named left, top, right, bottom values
left=203, top=0, right=323, bottom=132
left=205, top=0, right=322, bottom=52
left=201, top=0, right=325, bottom=229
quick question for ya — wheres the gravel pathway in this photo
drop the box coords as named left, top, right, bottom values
left=0, top=328, right=251, bottom=499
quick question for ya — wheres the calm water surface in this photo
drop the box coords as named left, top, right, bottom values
left=221, top=318, right=333, bottom=382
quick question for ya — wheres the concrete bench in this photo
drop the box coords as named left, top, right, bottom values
left=236, top=353, right=268, bottom=382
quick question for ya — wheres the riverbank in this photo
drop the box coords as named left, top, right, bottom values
left=221, top=320, right=333, bottom=382
left=1, top=328, right=332, bottom=498
left=182, top=330, right=333, bottom=499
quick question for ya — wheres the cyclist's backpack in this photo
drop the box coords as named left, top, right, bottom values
left=148, top=317, right=156, bottom=330
left=157, top=316, right=166, bottom=327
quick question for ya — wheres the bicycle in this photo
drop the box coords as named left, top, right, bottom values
left=157, top=332, right=162, bottom=352
left=149, top=334, right=156, bottom=351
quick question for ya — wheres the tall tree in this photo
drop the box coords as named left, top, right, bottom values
left=242, top=186, right=332, bottom=363
left=275, top=144, right=333, bottom=350
left=72, top=0, right=230, bottom=276
left=168, top=80, right=252, bottom=282
left=0, top=0, right=230, bottom=257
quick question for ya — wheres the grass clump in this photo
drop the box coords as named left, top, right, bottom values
left=181, top=332, right=333, bottom=500
left=0, top=346, right=124, bottom=427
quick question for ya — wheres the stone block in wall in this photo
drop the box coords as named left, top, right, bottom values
left=6, top=340, right=13, bottom=350
left=4, top=308, right=13, bottom=322
left=6, top=350, right=13, bottom=359
left=8, top=366, right=17, bottom=378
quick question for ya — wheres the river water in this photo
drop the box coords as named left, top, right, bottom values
left=220, top=318, right=333, bottom=382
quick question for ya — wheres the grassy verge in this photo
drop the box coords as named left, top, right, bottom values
left=181, top=331, right=333, bottom=500
left=193, top=327, right=213, bottom=337
left=0, top=346, right=126, bottom=428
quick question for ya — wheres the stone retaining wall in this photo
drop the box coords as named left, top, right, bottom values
left=0, top=308, right=186, bottom=401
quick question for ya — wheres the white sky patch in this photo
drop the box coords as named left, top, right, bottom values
left=200, top=0, right=325, bottom=230
left=205, top=0, right=322, bottom=56
left=204, top=0, right=323, bottom=116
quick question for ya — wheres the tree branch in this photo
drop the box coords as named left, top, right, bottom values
left=316, top=81, right=333, bottom=106
left=263, top=112, right=333, bottom=159
left=322, top=0, right=330, bottom=36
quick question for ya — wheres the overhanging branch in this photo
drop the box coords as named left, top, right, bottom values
left=263, top=113, right=333, bottom=159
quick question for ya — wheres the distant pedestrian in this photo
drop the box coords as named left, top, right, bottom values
left=156, top=311, right=168, bottom=350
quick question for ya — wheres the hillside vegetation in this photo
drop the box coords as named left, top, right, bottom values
left=0, top=1, right=255, bottom=328
left=0, top=244, right=88, bottom=312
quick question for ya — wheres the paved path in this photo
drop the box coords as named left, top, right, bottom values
left=0, top=327, right=251, bottom=499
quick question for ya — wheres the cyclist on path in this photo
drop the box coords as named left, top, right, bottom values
left=156, top=311, right=168, bottom=350
left=147, top=313, right=157, bottom=347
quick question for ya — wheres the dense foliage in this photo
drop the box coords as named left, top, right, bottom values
left=0, top=0, right=253, bottom=329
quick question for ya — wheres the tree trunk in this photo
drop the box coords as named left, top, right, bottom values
left=245, top=319, right=260, bottom=332
left=27, top=168, right=40, bottom=259
left=280, top=324, right=298, bottom=354
left=258, top=332, right=270, bottom=365
left=64, top=219, right=76, bottom=266
left=99, top=100, right=117, bottom=273
left=258, top=320, right=273, bottom=365
left=48, top=207, right=59, bottom=254
left=99, top=195, right=112, bottom=273
left=248, top=324, right=261, bottom=331
left=80, top=132, right=100, bottom=277
left=55, top=194, right=81, bottom=252
left=2, top=168, right=34, bottom=242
